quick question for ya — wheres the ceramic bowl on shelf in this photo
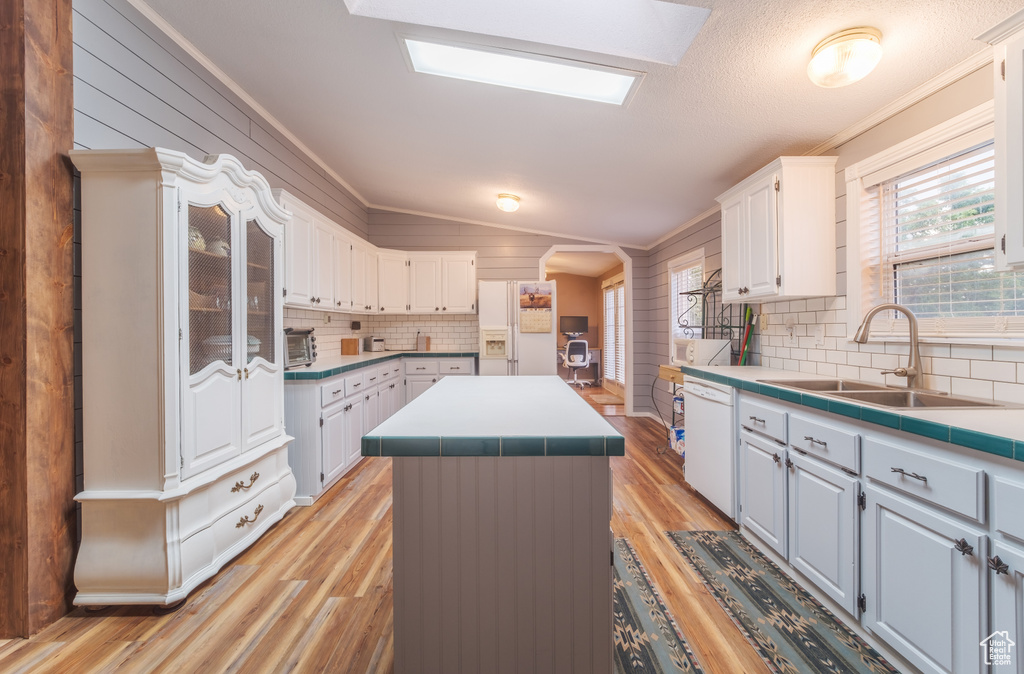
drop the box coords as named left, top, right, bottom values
left=207, top=239, right=230, bottom=256
left=188, top=226, right=206, bottom=251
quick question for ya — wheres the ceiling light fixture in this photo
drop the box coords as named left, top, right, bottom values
left=807, top=27, right=883, bottom=88
left=496, top=194, right=520, bottom=212
left=403, top=38, right=641, bottom=105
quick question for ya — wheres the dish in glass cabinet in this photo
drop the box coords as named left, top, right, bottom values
left=208, top=239, right=230, bottom=256
left=187, top=226, right=206, bottom=251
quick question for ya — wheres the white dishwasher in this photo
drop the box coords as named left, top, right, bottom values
left=682, top=379, right=737, bottom=520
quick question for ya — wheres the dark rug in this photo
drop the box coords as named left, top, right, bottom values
left=614, top=538, right=705, bottom=673
left=667, top=531, right=899, bottom=674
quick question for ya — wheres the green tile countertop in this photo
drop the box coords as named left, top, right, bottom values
left=679, top=365, right=1024, bottom=462
left=284, top=351, right=479, bottom=381
left=361, top=375, right=625, bottom=458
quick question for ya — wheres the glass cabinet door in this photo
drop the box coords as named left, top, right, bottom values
left=245, top=219, right=275, bottom=365
left=187, top=204, right=234, bottom=373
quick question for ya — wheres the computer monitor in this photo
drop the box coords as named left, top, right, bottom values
left=559, top=315, right=588, bottom=336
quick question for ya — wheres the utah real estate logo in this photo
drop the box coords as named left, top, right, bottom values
left=981, top=630, right=1015, bottom=666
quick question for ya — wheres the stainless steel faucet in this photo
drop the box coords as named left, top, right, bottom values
left=853, top=303, right=925, bottom=389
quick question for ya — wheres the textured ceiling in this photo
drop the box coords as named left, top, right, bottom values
left=139, top=0, right=1023, bottom=248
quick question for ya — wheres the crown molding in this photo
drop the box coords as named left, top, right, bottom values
left=644, top=205, right=719, bottom=251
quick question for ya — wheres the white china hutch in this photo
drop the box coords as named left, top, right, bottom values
left=71, top=148, right=296, bottom=606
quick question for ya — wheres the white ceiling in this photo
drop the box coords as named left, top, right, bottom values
left=139, top=0, right=1023, bottom=248
left=545, top=252, right=623, bottom=277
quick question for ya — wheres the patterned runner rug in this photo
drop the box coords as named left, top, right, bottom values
left=614, top=538, right=705, bottom=673
left=667, top=530, right=899, bottom=674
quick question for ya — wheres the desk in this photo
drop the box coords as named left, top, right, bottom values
left=556, top=347, right=601, bottom=385
left=362, top=377, right=622, bottom=673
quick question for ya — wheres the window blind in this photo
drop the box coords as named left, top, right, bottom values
left=604, top=286, right=616, bottom=383
left=615, top=284, right=625, bottom=386
left=670, top=261, right=703, bottom=340
left=861, top=141, right=1024, bottom=337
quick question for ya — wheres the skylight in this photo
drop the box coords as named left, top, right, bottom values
left=403, top=39, right=641, bottom=105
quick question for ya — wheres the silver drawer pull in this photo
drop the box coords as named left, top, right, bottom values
left=231, top=472, right=259, bottom=492
left=450, top=366, right=460, bottom=370
left=891, top=467, right=927, bottom=483
left=369, top=377, right=377, bottom=381
left=332, top=389, right=342, bottom=395
left=416, top=367, right=426, bottom=370
left=749, top=416, right=765, bottom=424
left=352, top=382, right=361, bottom=387
left=803, top=435, right=827, bottom=447
left=236, top=504, right=264, bottom=528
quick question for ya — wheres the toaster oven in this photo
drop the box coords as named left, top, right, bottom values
left=284, top=327, right=317, bottom=369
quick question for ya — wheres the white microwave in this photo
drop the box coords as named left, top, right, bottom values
left=672, top=338, right=731, bottom=367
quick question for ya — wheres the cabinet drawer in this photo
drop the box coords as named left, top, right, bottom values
left=439, top=358, right=473, bottom=375
left=863, top=436, right=985, bottom=523
left=789, top=413, right=859, bottom=473
left=738, top=396, right=787, bottom=444
left=378, top=365, right=392, bottom=381
left=344, top=372, right=366, bottom=397
left=364, top=368, right=382, bottom=389
left=320, top=377, right=347, bottom=407
left=406, top=360, right=438, bottom=375
left=994, top=477, right=1024, bottom=543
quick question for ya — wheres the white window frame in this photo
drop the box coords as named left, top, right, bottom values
left=668, top=249, right=705, bottom=343
left=843, top=101, right=1021, bottom=340
left=602, top=272, right=625, bottom=388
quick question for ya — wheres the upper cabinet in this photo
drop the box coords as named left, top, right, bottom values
left=378, top=250, right=409, bottom=313
left=981, top=10, right=1024, bottom=268
left=717, top=156, right=838, bottom=304
left=277, top=192, right=476, bottom=315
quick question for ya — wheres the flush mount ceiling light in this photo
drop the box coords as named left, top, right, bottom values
left=496, top=194, right=521, bottom=212
left=403, top=38, right=642, bottom=105
left=807, top=27, right=883, bottom=88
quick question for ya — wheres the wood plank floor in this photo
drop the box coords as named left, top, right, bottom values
left=0, top=399, right=765, bottom=673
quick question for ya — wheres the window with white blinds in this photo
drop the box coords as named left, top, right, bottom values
left=846, top=103, right=1024, bottom=338
left=859, top=141, right=1024, bottom=336
left=668, top=250, right=704, bottom=341
left=603, top=276, right=626, bottom=386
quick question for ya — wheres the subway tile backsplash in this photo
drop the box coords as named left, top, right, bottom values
left=759, top=296, right=1024, bottom=403
left=283, top=308, right=479, bottom=358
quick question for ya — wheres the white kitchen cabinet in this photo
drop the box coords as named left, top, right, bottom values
left=344, top=394, right=365, bottom=468
left=352, top=240, right=378, bottom=313
left=861, top=485, right=986, bottom=674
left=716, top=156, right=838, bottom=303
left=71, top=148, right=295, bottom=606
left=378, top=250, right=409, bottom=313
left=333, top=230, right=353, bottom=311
left=409, top=253, right=442, bottom=313
left=982, top=12, right=1024, bottom=268
left=740, top=430, right=788, bottom=557
left=314, top=222, right=336, bottom=310
left=322, top=401, right=347, bottom=486
left=787, top=451, right=859, bottom=615
left=277, top=192, right=315, bottom=308
left=442, top=252, right=477, bottom=313
left=406, top=375, right=438, bottom=404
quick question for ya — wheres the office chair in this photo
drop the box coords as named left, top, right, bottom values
left=563, top=340, right=591, bottom=389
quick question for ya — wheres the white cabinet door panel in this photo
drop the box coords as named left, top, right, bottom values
left=740, top=432, right=786, bottom=556
left=409, top=255, right=442, bottom=313
left=746, top=176, right=778, bottom=298
left=407, top=376, right=436, bottom=404
left=334, top=235, right=352, bottom=311
left=282, top=201, right=314, bottom=307
left=314, top=224, right=335, bottom=309
left=378, top=251, right=408, bottom=313
left=991, top=541, right=1024, bottom=672
left=344, top=396, right=364, bottom=467
left=862, top=485, right=986, bottom=674
left=242, top=360, right=281, bottom=451
left=442, top=254, right=475, bottom=313
left=183, top=368, right=241, bottom=478
left=322, top=402, right=347, bottom=485
left=720, top=197, right=745, bottom=300
left=787, top=453, right=858, bottom=614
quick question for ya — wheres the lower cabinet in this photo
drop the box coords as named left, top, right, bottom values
left=991, top=540, right=1024, bottom=670
left=322, top=401, right=348, bottom=486
left=406, top=375, right=438, bottom=404
left=861, top=485, right=987, bottom=674
left=740, top=430, right=787, bottom=556
left=787, top=451, right=859, bottom=615
left=363, top=382, right=381, bottom=433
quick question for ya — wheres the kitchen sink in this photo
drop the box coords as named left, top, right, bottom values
left=826, top=390, right=1009, bottom=409
left=758, top=378, right=894, bottom=392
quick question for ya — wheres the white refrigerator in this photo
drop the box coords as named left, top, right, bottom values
left=478, top=280, right=558, bottom=376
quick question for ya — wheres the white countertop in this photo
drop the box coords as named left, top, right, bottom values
left=685, top=365, right=1024, bottom=442
left=368, top=375, right=622, bottom=438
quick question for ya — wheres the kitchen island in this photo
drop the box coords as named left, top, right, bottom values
left=362, top=376, right=624, bottom=674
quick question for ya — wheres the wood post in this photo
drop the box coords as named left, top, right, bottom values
left=0, top=0, right=76, bottom=637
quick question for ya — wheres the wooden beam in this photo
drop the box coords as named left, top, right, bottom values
left=0, top=0, right=76, bottom=637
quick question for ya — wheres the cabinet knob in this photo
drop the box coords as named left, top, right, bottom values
left=337, top=301, right=341, bottom=306
left=380, top=307, right=384, bottom=312
left=989, top=555, right=1010, bottom=575
left=442, top=307, right=447, bottom=311
left=236, top=369, right=242, bottom=381
left=953, top=538, right=974, bottom=556
left=435, top=307, right=439, bottom=311
left=772, top=452, right=781, bottom=465
left=784, top=457, right=794, bottom=470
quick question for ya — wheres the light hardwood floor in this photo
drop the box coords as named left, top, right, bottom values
left=0, top=394, right=765, bottom=673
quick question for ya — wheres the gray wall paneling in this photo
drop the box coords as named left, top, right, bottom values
left=73, top=0, right=368, bottom=238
